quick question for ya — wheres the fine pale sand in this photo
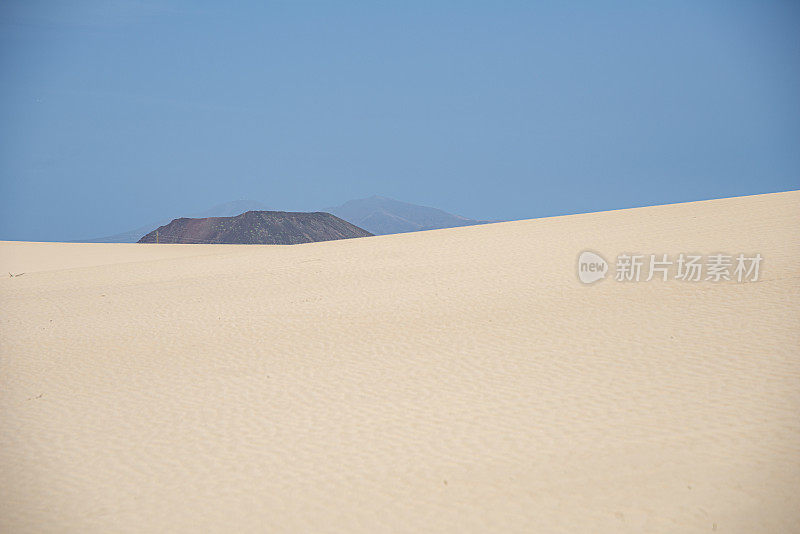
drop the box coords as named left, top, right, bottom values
left=1, top=191, right=798, bottom=533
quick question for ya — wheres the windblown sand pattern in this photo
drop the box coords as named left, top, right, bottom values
left=1, top=191, right=798, bottom=532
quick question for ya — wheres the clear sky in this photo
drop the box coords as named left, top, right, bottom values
left=1, top=1, right=798, bottom=241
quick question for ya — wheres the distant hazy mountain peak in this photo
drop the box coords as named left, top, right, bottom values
left=324, top=195, right=488, bottom=235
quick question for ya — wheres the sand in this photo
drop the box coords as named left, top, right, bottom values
left=1, top=191, right=798, bottom=533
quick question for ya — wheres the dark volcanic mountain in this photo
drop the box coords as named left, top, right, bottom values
left=138, top=211, right=372, bottom=244
left=84, top=200, right=272, bottom=243
left=324, top=196, right=492, bottom=235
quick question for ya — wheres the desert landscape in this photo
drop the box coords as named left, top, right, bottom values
left=0, top=190, right=798, bottom=533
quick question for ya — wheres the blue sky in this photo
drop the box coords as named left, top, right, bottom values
left=1, top=1, right=798, bottom=241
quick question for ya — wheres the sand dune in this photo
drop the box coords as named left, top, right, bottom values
left=1, top=191, right=798, bottom=533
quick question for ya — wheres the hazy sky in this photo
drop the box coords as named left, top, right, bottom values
left=1, top=1, right=798, bottom=241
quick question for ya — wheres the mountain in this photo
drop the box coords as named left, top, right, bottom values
left=83, top=196, right=490, bottom=243
left=186, top=200, right=272, bottom=219
left=324, top=196, right=490, bottom=235
left=138, top=211, right=372, bottom=245
left=82, top=200, right=271, bottom=243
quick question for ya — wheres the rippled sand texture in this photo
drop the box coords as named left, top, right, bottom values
left=1, top=191, right=799, bottom=533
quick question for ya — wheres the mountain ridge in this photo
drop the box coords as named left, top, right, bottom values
left=81, top=200, right=272, bottom=243
left=138, top=210, right=372, bottom=245
left=81, top=196, right=491, bottom=243
left=324, top=195, right=491, bottom=235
